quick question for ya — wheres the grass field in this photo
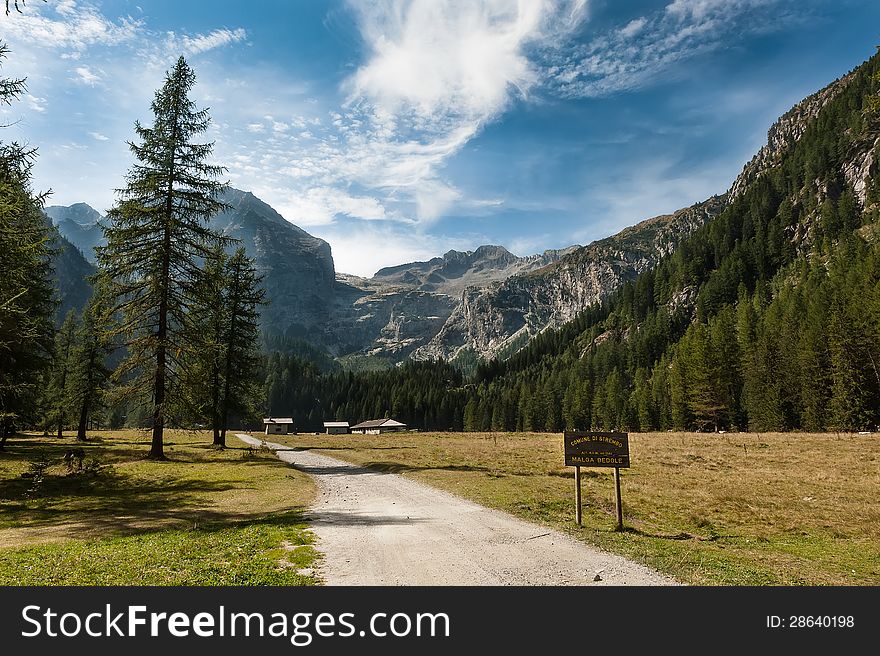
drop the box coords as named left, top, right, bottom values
left=0, top=431, right=318, bottom=585
left=266, top=430, right=880, bottom=586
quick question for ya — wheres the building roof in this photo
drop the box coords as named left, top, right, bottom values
left=323, top=421, right=350, bottom=428
left=350, top=418, right=407, bottom=429
left=263, top=417, right=294, bottom=424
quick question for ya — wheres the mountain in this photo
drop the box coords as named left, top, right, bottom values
left=45, top=203, right=105, bottom=264
left=373, top=244, right=579, bottom=296
left=47, top=191, right=567, bottom=362
left=44, top=220, right=94, bottom=321
left=45, top=202, right=102, bottom=226
left=210, top=188, right=337, bottom=341
left=45, top=188, right=726, bottom=365
left=45, top=49, right=880, bottom=395
left=408, top=68, right=864, bottom=367
left=412, top=198, right=725, bottom=364
left=43, top=187, right=739, bottom=367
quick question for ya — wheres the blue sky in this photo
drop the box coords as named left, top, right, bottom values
left=2, top=0, right=879, bottom=276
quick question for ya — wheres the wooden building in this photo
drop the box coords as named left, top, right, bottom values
left=323, top=421, right=350, bottom=435
left=263, top=417, right=294, bottom=435
left=350, top=418, right=407, bottom=435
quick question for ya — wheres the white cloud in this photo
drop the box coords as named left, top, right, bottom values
left=73, top=65, right=101, bottom=85
left=271, top=0, right=588, bottom=225
left=619, top=17, right=647, bottom=38
left=88, top=131, right=109, bottom=141
left=1, top=1, right=141, bottom=52
left=26, top=94, right=48, bottom=113
left=547, top=0, right=792, bottom=98
left=265, top=187, right=391, bottom=227
left=56, top=0, right=78, bottom=17
left=167, top=27, right=248, bottom=56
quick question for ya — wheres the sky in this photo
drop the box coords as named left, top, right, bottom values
left=2, top=0, right=879, bottom=277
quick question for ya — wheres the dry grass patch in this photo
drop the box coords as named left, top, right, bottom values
left=266, top=430, right=879, bottom=586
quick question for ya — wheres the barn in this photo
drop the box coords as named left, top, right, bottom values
left=324, top=421, right=350, bottom=435
left=350, top=418, right=407, bottom=435
left=263, top=417, right=294, bottom=435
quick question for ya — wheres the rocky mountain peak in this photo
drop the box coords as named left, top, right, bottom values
left=45, top=202, right=103, bottom=227
left=729, top=72, right=856, bottom=199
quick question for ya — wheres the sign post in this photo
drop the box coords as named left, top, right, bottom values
left=564, top=431, right=630, bottom=531
left=613, top=466, right=623, bottom=532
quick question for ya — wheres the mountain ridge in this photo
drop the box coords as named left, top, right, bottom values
left=50, top=62, right=868, bottom=367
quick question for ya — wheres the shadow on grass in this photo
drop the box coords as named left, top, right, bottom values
left=619, top=526, right=735, bottom=542
left=0, top=473, right=255, bottom=534
left=0, top=436, right=308, bottom=542
left=362, top=461, right=492, bottom=475
left=292, top=445, right=419, bottom=452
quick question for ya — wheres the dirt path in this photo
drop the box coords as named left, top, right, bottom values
left=236, top=434, right=677, bottom=586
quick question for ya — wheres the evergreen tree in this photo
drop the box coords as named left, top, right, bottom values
left=68, top=290, right=113, bottom=441
left=0, top=43, right=55, bottom=447
left=181, top=244, right=227, bottom=442
left=97, top=57, right=228, bottom=459
left=216, top=248, right=266, bottom=445
left=45, top=310, right=78, bottom=438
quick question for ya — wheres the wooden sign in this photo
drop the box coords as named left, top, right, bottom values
left=564, top=431, right=630, bottom=531
left=564, top=431, right=630, bottom=468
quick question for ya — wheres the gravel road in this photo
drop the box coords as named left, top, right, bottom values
left=236, top=433, right=677, bottom=586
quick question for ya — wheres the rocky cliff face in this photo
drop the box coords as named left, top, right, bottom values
left=43, top=190, right=723, bottom=364
left=729, top=73, right=856, bottom=200
left=413, top=197, right=726, bottom=363
left=727, top=67, right=879, bottom=248
left=210, top=188, right=338, bottom=342
left=373, top=244, right=579, bottom=296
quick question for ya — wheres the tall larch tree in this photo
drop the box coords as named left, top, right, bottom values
left=97, top=57, right=228, bottom=459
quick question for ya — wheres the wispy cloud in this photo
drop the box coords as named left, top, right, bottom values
left=0, top=0, right=141, bottom=53
left=73, top=65, right=101, bottom=85
left=545, top=0, right=796, bottom=98
left=167, top=27, right=248, bottom=57
left=25, top=94, right=48, bottom=113
left=230, top=0, right=589, bottom=231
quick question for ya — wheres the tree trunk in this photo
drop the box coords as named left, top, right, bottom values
left=56, top=413, right=63, bottom=439
left=76, top=349, right=96, bottom=442
left=150, top=343, right=166, bottom=460
left=212, top=367, right=223, bottom=446
left=150, top=222, right=171, bottom=461
left=76, top=396, right=89, bottom=442
left=217, top=304, right=237, bottom=450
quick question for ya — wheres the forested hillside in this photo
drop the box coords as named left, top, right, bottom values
left=267, top=51, right=880, bottom=434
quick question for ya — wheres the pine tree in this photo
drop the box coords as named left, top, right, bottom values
left=97, top=57, right=228, bottom=459
left=0, top=43, right=55, bottom=446
left=181, top=244, right=227, bottom=443
left=68, top=290, right=113, bottom=441
left=216, top=248, right=266, bottom=445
